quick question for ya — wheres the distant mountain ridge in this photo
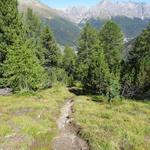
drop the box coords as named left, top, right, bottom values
left=63, top=0, right=150, bottom=24
left=18, top=0, right=150, bottom=45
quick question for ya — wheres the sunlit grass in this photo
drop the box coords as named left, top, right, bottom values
left=74, top=96, right=150, bottom=150
left=0, top=85, right=73, bottom=150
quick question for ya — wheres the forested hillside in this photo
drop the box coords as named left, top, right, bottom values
left=83, top=17, right=150, bottom=40
left=42, top=17, right=80, bottom=46
left=18, top=0, right=81, bottom=46
left=0, top=0, right=149, bottom=105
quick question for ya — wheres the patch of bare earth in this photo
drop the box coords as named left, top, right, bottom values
left=52, top=99, right=89, bottom=150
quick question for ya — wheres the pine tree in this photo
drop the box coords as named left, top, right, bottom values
left=40, top=26, right=64, bottom=86
left=77, top=23, right=98, bottom=82
left=0, top=0, right=46, bottom=91
left=40, top=26, right=62, bottom=68
left=78, top=23, right=98, bottom=64
left=85, top=44, right=110, bottom=94
left=77, top=23, right=113, bottom=95
left=25, top=8, right=42, bottom=38
left=63, top=46, right=76, bottom=76
left=99, top=21, right=124, bottom=75
left=0, top=0, right=24, bottom=87
left=24, top=8, right=44, bottom=64
left=130, top=24, right=150, bottom=89
left=63, top=46, right=76, bottom=86
left=3, top=35, right=45, bottom=91
left=0, top=0, right=23, bottom=63
left=121, top=24, right=150, bottom=98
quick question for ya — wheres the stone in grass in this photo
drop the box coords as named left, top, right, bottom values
left=0, top=88, right=12, bottom=96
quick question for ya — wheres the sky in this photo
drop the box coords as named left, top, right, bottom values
left=40, top=0, right=150, bottom=9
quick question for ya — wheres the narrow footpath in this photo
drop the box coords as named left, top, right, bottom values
left=52, top=99, right=89, bottom=150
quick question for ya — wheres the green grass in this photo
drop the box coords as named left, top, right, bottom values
left=0, top=85, right=73, bottom=150
left=1, top=86, right=149, bottom=150
left=73, top=96, right=150, bottom=150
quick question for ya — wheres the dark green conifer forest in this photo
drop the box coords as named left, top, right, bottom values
left=0, top=0, right=149, bottom=100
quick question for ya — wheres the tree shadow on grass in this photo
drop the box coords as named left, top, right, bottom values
left=68, top=87, right=86, bottom=96
left=90, top=95, right=106, bottom=103
left=68, top=87, right=106, bottom=103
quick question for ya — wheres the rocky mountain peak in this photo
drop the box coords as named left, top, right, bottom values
left=63, top=0, right=150, bottom=24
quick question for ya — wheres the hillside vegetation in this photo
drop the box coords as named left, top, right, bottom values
left=84, top=17, right=150, bottom=40
left=0, top=86, right=73, bottom=149
left=74, top=96, right=150, bottom=150
left=43, top=17, right=80, bottom=46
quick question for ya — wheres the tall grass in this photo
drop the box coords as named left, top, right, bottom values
left=0, top=85, right=73, bottom=150
left=74, top=96, right=150, bottom=150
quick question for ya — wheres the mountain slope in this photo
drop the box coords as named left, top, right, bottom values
left=81, top=17, right=150, bottom=40
left=18, top=0, right=80, bottom=46
left=18, top=0, right=150, bottom=45
left=42, top=17, right=80, bottom=45
left=63, top=0, right=150, bottom=42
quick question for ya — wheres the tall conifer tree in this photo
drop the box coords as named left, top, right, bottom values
left=0, top=0, right=23, bottom=63
left=63, top=46, right=76, bottom=76
left=0, top=0, right=45, bottom=90
left=0, top=0, right=24, bottom=86
left=3, top=36, right=45, bottom=91
left=24, top=8, right=44, bottom=64
left=77, top=23, right=98, bottom=82
left=85, top=44, right=110, bottom=94
left=121, top=24, right=150, bottom=97
left=77, top=23, right=112, bottom=94
left=99, top=21, right=124, bottom=76
left=40, top=26, right=62, bottom=69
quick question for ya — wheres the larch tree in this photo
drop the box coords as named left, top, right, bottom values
left=3, top=34, right=46, bottom=91
left=77, top=23, right=98, bottom=83
left=40, top=26, right=62, bottom=69
left=0, top=0, right=23, bottom=63
left=99, top=21, right=124, bottom=76
left=40, top=26, right=65, bottom=86
left=1, top=0, right=46, bottom=91
left=85, top=44, right=110, bottom=94
left=63, top=46, right=76, bottom=86
left=77, top=23, right=112, bottom=95
left=0, top=0, right=24, bottom=87
left=121, top=23, right=150, bottom=98
left=63, top=46, right=76, bottom=76
left=24, top=8, right=44, bottom=64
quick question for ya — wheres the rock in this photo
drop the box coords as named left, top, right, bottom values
left=0, top=88, right=12, bottom=96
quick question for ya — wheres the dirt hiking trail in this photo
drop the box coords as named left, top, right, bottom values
left=52, top=99, right=89, bottom=150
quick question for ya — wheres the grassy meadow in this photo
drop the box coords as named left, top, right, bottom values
left=0, top=86, right=150, bottom=150
left=0, top=86, right=73, bottom=150
left=73, top=96, right=150, bottom=150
